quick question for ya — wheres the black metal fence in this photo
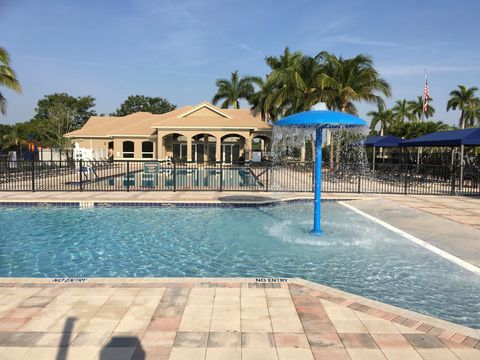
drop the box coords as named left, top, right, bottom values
left=0, top=159, right=479, bottom=195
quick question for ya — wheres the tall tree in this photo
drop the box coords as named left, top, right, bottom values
left=392, top=99, right=415, bottom=123
left=112, top=95, right=176, bottom=116
left=248, top=77, right=283, bottom=121
left=368, top=105, right=394, bottom=136
left=212, top=70, right=260, bottom=109
left=464, top=98, right=480, bottom=126
left=317, top=52, right=391, bottom=114
left=408, top=96, right=435, bottom=121
left=0, top=47, right=22, bottom=115
left=316, top=51, right=391, bottom=166
left=41, top=103, right=78, bottom=149
left=446, top=85, right=479, bottom=129
left=34, top=93, right=96, bottom=128
left=1, top=126, right=28, bottom=152
left=262, top=48, right=324, bottom=115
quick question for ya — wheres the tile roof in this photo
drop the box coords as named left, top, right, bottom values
left=65, top=102, right=271, bottom=138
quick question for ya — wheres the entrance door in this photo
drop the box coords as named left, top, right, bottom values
left=192, top=143, right=205, bottom=163
left=207, top=143, right=216, bottom=162
left=222, top=144, right=240, bottom=163
left=173, top=143, right=187, bottom=161
left=222, top=144, right=232, bottom=163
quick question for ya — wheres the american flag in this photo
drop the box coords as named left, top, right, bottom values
left=423, top=71, right=429, bottom=113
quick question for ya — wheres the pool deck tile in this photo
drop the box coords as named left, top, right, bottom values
left=0, top=279, right=477, bottom=359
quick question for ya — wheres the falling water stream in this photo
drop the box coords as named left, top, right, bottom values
left=270, top=126, right=370, bottom=192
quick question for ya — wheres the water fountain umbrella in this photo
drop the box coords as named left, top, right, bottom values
left=275, top=110, right=367, bottom=235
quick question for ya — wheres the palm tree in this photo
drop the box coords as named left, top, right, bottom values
left=368, top=105, right=394, bottom=136
left=212, top=70, right=260, bottom=109
left=0, top=47, right=22, bottom=115
left=447, top=85, right=479, bottom=128
left=408, top=96, right=435, bottom=121
left=392, top=99, right=415, bottom=123
left=1, top=125, right=27, bottom=152
left=463, top=97, right=480, bottom=127
left=248, top=76, right=283, bottom=122
left=316, top=52, right=391, bottom=113
left=316, top=51, right=391, bottom=167
left=262, top=48, right=324, bottom=115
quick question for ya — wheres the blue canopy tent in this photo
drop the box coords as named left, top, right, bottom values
left=399, top=128, right=480, bottom=147
left=399, top=128, right=480, bottom=190
left=364, top=135, right=403, bottom=147
left=364, top=135, right=403, bottom=170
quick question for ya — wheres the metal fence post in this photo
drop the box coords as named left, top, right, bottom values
left=404, top=164, right=408, bottom=195
left=219, top=161, right=223, bottom=192
left=31, top=160, right=35, bottom=192
left=357, top=172, right=361, bottom=193
left=450, top=164, right=456, bottom=195
left=126, top=161, right=130, bottom=192
left=173, top=160, right=176, bottom=192
left=79, top=159, right=83, bottom=191
left=266, top=162, right=269, bottom=192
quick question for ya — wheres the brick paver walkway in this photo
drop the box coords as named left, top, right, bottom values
left=385, top=195, right=480, bottom=230
left=0, top=281, right=478, bottom=360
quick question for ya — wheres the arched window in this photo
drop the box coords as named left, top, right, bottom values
left=142, top=141, right=154, bottom=158
left=122, top=141, right=135, bottom=158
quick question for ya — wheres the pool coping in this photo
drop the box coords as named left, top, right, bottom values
left=0, top=277, right=478, bottom=349
left=0, top=196, right=321, bottom=208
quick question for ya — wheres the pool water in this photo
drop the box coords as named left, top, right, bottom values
left=1, top=202, right=479, bottom=328
left=102, top=168, right=258, bottom=189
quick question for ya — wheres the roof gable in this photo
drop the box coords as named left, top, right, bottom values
left=178, top=102, right=232, bottom=119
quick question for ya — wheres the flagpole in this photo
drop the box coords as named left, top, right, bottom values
left=418, top=67, right=427, bottom=169
left=421, top=67, right=426, bottom=122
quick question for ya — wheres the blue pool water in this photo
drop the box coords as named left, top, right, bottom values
left=1, top=202, right=479, bottom=328
left=102, top=168, right=258, bottom=189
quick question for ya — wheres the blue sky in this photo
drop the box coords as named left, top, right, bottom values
left=1, top=0, right=479, bottom=126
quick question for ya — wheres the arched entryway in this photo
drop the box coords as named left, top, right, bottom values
left=191, top=133, right=216, bottom=163
left=251, top=135, right=271, bottom=161
left=221, top=134, right=245, bottom=163
left=162, top=133, right=188, bottom=161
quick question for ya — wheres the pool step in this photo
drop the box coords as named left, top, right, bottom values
left=79, top=201, right=94, bottom=209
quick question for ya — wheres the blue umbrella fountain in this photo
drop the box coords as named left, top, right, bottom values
left=275, top=111, right=367, bottom=235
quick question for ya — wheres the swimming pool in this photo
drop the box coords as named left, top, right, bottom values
left=1, top=202, right=479, bottom=328
left=100, top=168, right=259, bottom=190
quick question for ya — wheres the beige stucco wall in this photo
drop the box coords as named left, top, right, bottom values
left=112, top=137, right=157, bottom=159
left=72, top=138, right=111, bottom=150
left=70, top=129, right=271, bottom=161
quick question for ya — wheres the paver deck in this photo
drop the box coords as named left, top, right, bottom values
left=0, top=279, right=478, bottom=360
left=347, top=197, right=480, bottom=268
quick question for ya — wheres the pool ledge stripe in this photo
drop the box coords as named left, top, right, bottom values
left=339, top=201, right=480, bottom=276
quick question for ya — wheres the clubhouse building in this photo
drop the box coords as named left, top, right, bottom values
left=65, top=102, right=272, bottom=162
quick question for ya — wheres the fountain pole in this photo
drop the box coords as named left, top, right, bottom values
left=311, top=127, right=323, bottom=235
left=275, top=110, right=366, bottom=236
